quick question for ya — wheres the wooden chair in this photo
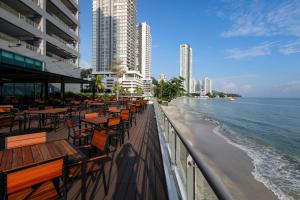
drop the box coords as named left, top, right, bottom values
left=0, top=157, right=66, bottom=200
left=106, top=117, right=123, bottom=147
left=67, top=130, right=110, bottom=194
left=0, top=116, right=15, bottom=134
left=5, top=132, right=46, bottom=149
left=66, top=118, right=92, bottom=145
left=28, top=107, right=40, bottom=129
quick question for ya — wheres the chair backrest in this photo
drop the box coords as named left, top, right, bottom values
left=4, top=157, right=64, bottom=195
left=0, top=116, right=14, bottom=128
left=107, top=117, right=121, bottom=127
left=6, top=132, right=47, bottom=149
left=130, top=106, right=137, bottom=113
left=108, top=106, right=118, bottom=111
left=0, top=107, right=11, bottom=113
left=91, top=130, right=107, bottom=151
left=120, top=109, right=130, bottom=121
left=84, top=112, right=98, bottom=119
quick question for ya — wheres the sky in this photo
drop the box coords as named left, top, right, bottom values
left=79, top=0, right=300, bottom=97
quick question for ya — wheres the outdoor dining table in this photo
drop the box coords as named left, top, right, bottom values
left=0, top=139, right=87, bottom=200
left=81, top=116, right=108, bottom=128
left=24, top=108, right=68, bottom=131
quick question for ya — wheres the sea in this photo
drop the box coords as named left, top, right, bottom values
left=176, top=97, right=300, bottom=200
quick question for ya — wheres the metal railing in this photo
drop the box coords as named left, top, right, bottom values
left=154, top=101, right=234, bottom=200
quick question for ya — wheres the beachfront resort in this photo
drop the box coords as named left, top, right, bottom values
left=1, top=0, right=299, bottom=200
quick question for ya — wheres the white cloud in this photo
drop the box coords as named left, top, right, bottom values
left=219, top=82, right=254, bottom=95
left=153, top=44, right=160, bottom=48
left=221, top=0, right=300, bottom=38
left=79, top=59, right=92, bottom=69
left=225, top=42, right=275, bottom=59
left=279, top=81, right=300, bottom=92
left=279, top=39, right=300, bottom=55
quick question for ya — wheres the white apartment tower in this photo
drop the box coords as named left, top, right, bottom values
left=203, top=77, right=212, bottom=95
left=137, top=22, right=152, bottom=94
left=92, top=0, right=143, bottom=92
left=180, top=44, right=192, bottom=94
left=0, top=0, right=80, bottom=91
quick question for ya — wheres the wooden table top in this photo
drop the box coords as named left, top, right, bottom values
left=81, top=117, right=108, bottom=125
left=26, top=108, right=68, bottom=114
left=0, top=140, right=83, bottom=172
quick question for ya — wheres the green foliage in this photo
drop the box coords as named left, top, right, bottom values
left=154, top=76, right=185, bottom=102
left=95, top=75, right=105, bottom=92
left=80, top=68, right=92, bottom=79
left=134, top=86, right=144, bottom=96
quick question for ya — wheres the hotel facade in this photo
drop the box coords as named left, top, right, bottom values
left=0, top=0, right=81, bottom=95
left=92, top=0, right=143, bottom=93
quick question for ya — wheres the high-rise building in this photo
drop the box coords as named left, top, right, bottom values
left=158, top=73, right=167, bottom=82
left=137, top=22, right=152, bottom=95
left=180, top=44, right=192, bottom=94
left=203, top=77, right=212, bottom=95
left=0, top=0, right=80, bottom=91
left=92, top=0, right=143, bottom=92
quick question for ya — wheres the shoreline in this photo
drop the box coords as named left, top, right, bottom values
left=162, top=100, right=278, bottom=200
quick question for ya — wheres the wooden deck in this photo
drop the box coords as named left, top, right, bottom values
left=67, top=104, right=168, bottom=199
left=17, top=105, right=169, bottom=200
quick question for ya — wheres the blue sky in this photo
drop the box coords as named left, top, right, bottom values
left=80, top=0, right=300, bottom=97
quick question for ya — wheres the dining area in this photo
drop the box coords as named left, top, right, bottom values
left=0, top=97, right=167, bottom=200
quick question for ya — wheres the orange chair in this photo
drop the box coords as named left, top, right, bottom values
left=84, top=112, right=98, bottom=119
left=1, top=157, right=66, bottom=200
left=67, top=130, right=110, bottom=194
left=106, top=117, right=123, bottom=147
left=66, top=119, right=92, bottom=145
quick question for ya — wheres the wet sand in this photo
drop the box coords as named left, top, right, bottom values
left=162, top=101, right=277, bottom=200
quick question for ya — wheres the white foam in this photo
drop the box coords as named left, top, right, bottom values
left=213, top=125, right=300, bottom=200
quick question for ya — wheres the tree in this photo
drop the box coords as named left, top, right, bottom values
left=95, top=75, right=105, bottom=93
left=134, top=86, right=144, bottom=96
left=154, top=76, right=185, bottom=102
left=80, top=68, right=92, bottom=79
left=111, top=58, right=126, bottom=100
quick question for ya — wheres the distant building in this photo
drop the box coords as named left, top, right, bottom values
left=137, top=22, right=152, bottom=95
left=191, top=78, right=198, bottom=93
left=158, top=73, right=167, bottom=82
left=92, top=0, right=143, bottom=93
left=202, top=77, right=212, bottom=95
left=180, top=44, right=193, bottom=94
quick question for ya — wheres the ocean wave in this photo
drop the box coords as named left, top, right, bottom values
left=213, top=125, right=300, bottom=200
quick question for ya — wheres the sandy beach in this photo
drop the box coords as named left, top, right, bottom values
left=162, top=100, right=278, bottom=200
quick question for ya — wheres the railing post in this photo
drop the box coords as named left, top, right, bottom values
left=187, top=155, right=195, bottom=200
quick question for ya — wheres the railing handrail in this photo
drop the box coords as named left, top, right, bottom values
left=157, top=102, right=234, bottom=200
